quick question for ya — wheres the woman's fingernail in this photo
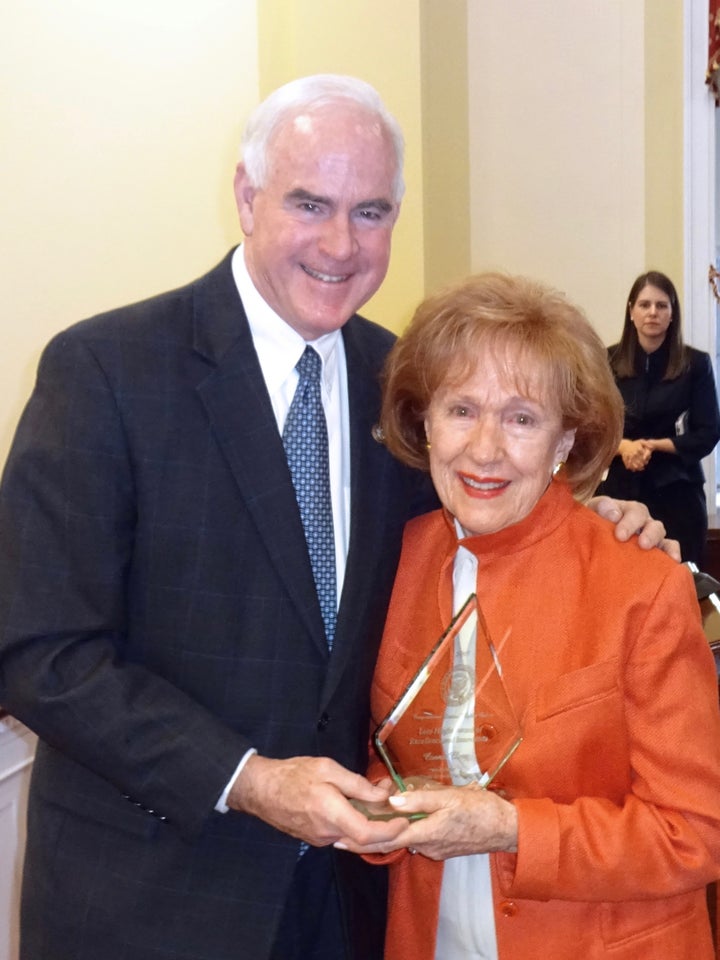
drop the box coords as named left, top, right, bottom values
left=388, top=795, right=406, bottom=807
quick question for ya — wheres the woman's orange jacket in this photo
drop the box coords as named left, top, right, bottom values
left=367, top=480, right=720, bottom=959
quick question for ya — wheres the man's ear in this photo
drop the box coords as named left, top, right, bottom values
left=233, top=163, right=256, bottom=235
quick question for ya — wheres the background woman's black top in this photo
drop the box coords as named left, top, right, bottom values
left=598, top=341, right=720, bottom=564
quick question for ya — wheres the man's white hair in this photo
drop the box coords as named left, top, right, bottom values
left=241, top=74, right=405, bottom=203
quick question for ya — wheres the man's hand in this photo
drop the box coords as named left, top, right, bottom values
left=587, top=495, right=681, bottom=561
left=226, top=754, right=409, bottom=847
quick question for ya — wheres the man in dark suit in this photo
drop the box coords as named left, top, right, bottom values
left=0, top=75, right=669, bottom=960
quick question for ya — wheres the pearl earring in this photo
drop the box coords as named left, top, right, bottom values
left=552, top=461, right=564, bottom=477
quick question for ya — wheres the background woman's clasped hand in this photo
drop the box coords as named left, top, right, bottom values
left=597, top=270, right=720, bottom=565
left=618, top=437, right=653, bottom=471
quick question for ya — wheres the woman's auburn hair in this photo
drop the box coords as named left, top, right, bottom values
left=379, top=272, right=624, bottom=502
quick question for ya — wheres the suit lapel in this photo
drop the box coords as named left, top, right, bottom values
left=323, top=320, right=397, bottom=695
left=191, top=253, right=328, bottom=655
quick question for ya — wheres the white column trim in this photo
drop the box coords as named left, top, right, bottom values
left=684, top=0, right=717, bottom=510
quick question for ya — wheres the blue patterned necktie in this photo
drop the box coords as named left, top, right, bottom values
left=282, top=346, right=337, bottom=649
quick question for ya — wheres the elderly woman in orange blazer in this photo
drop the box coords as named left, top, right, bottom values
left=336, top=273, right=720, bottom=959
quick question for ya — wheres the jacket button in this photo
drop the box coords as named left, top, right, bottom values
left=499, top=900, right=518, bottom=917
left=317, top=712, right=330, bottom=730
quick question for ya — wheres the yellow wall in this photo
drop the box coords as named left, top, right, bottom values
left=2, top=1, right=687, bottom=467
left=467, top=2, right=648, bottom=343
left=1, top=0, right=258, bottom=460
left=465, top=0, right=685, bottom=345
left=644, top=0, right=685, bottom=295
left=419, top=1, right=472, bottom=294
left=256, top=0, right=426, bottom=335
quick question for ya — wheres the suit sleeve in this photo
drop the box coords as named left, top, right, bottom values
left=0, top=330, right=250, bottom=838
left=495, top=562, right=720, bottom=900
left=673, top=351, right=720, bottom=463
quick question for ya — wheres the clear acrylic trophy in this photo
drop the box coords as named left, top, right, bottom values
left=356, top=594, right=522, bottom=820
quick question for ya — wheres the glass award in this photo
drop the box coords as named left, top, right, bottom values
left=356, top=594, right=522, bottom=820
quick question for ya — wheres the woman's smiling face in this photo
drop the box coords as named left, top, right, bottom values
left=424, top=352, right=575, bottom=536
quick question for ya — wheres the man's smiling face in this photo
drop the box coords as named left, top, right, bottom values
left=235, top=100, right=400, bottom=340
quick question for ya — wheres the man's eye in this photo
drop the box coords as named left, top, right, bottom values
left=299, top=202, right=320, bottom=213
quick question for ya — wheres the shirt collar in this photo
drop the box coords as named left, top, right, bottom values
left=231, top=244, right=341, bottom=396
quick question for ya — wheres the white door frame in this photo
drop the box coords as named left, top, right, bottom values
left=684, top=0, right=717, bottom=510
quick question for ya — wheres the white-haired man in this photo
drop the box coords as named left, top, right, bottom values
left=0, top=74, right=670, bottom=960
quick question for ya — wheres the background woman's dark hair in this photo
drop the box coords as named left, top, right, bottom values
left=609, top=270, right=688, bottom=380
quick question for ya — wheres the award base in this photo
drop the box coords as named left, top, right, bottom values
left=349, top=798, right=410, bottom=821
left=350, top=777, right=438, bottom=820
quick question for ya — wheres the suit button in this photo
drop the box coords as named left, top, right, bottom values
left=499, top=900, right=518, bottom=917
left=317, top=712, right=330, bottom=730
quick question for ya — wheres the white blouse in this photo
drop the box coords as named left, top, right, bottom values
left=433, top=543, right=499, bottom=960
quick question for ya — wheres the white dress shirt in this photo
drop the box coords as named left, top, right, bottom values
left=216, top=245, right=352, bottom=812
left=433, top=540, right=499, bottom=960
left=231, top=244, right=351, bottom=594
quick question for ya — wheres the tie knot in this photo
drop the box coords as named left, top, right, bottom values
left=296, top=346, right=322, bottom=382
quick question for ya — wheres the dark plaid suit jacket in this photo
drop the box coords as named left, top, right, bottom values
left=0, top=250, right=436, bottom=960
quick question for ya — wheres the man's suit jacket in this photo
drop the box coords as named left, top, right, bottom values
left=0, top=250, right=436, bottom=960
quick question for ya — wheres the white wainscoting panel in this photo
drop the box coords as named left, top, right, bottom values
left=0, top=716, right=36, bottom=960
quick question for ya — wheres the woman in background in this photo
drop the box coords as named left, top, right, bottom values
left=597, top=270, right=720, bottom=565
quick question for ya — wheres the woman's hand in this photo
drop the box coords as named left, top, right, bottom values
left=618, top=438, right=652, bottom=471
left=644, top=437, right=677, bottom=456
left=334, top=782, right=518, bottom=860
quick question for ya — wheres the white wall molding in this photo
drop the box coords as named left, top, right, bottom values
left=684, top=0, right=718, bottom=507
left=0, top=717, right=35, bottom=960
